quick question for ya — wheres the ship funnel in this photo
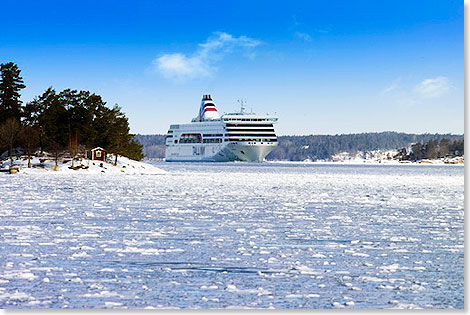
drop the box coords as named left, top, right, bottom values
left=197, top=94, right=220, bottom=121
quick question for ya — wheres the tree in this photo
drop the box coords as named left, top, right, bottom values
left=68, top=130, right=80, bottom=167
left=409, top=143, right=424, bottom=161
left=449, top=139, right=464, bottom=157
left=394, top=147, right=408, bottom=161
left=125, top=139, right=144, bottom=161
left=438, top=139, right=450, bottom=158
left=0, top=62, right=26, bottom=124
left=34, top=88, right=69, bottom=150
left=424, top=139, right=439, bottom=160
left=0, top=117, right=21, bottom=168
left=49, top=141, right=63, bottom=171
left=23, top=96, right=47, bottom=152
left=18, top=125, right=40, bottom=168
left=101, top=105, right=133, bottom=165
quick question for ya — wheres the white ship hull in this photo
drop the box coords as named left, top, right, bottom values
left=165, top=142, right=277, bottom=162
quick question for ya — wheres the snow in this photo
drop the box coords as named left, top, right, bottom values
left=0, top=161, right=463, bottom=309
left=267, top=158, right=464, bottom=166
left=1, top=155, right=166, bottom=175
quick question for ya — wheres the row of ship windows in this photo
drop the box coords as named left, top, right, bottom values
left=179, top=139, right=200, bottom=143
left=169, top=126, right=273, bottom=133
left=229, top=139, right=278, bottom=142
left=167, top=133, right=276, bottom=139
left=168, top=136, right=276, bottom=142
left=202, top=134, right=223, bottom=137
left=169, top=121, right=275, bottom=130
left=203, top=138, right=223, bottom=143
left=226, top=123, right=274, bottom=127
left=225, top=134, right=276, bottom=137
left=223, top=118, right=276, bottom=122
left=167, top=134, right=225, bottom=138
left=226, top=128, right=275, bottom=132
left=224, top=118, right=267, bottom=121
left=169, top=128, right=274, bottom=133
left=168, top=131, right=274, bottom=137
left=174, top=138, right=277, bottom=144
left=168, top=133, right=277, bottom=144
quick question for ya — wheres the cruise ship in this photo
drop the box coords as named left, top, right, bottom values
left=165, top=95, right=278, bottom=162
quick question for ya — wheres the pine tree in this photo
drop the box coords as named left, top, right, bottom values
left=125, top=139, right=144, bottom=161
left=103, top=105, right=133, bottom=165
left=0, top=62, right=26, bottom=124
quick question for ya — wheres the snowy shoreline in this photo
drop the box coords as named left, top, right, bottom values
left=265, top=159, right=464, bottom=166
left=1, top=155, right=167, bottom=175
left=2, top=156, right=463, bottom=175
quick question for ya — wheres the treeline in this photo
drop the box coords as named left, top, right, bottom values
left=396, top=138, right=464, bottom=161
left=0, top=62, right=143, bottom=167
left=266, top=132, right=464, bottom=161
left=134, top=132, right=464, bottom=161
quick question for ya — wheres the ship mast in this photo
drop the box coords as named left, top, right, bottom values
left=237, top=99, right=246, bottom=114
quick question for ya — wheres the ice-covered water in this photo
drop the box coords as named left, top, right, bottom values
left=0, top=162, right=464, bottom=309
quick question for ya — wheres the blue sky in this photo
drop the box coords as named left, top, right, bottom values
left=1, top=0, right=463, bottom=135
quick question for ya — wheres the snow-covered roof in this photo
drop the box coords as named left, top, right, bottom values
left=91, top=147, right=106, bottom=152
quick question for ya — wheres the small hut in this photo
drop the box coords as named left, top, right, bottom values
left=87, top=147, right=106, bottom=161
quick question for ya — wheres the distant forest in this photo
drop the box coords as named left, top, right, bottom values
left=135, top=134, right=166, bottom=159
left=267, top=132, right=464, bottom=161
left=135, top=132, right=464, bottom=161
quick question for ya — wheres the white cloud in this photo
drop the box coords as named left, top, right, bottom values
left=153, top=32, right=261, bottom=81
left=380, top=76, right=455, bottom=109
left=153, top=53, right=210, bottom=80
left=414, top=76, right=452, bottom=98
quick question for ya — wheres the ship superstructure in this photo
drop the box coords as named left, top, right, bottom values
left=165, top=95, right=278, bottom=162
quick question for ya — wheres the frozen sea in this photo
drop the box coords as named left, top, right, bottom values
left=0, top=162, right=464, bottom=309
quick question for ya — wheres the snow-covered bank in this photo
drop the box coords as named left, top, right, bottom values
left=1, top=155, right=167, bottom=175
left=266, top=157, right=464, bottom=166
